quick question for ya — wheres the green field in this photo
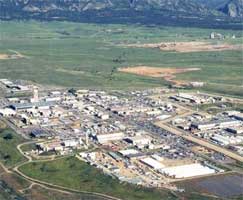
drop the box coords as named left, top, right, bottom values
left=19, top=156, right=176, bottom=200
left=0, top=21, right=242, bottom=95
left=0, top=127, right=26, bottom=168
left=27, top=185, right=110, bottom=200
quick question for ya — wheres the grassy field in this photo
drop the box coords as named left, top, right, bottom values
left=0, top=126, right=26, bottom=168
left=0, top=21, right=242, bottom=95
left=20, top=143, right=37, bottom=152
left=19, top=156, right=176, bottom=200
left=26, top=185, right=117, bottom=200
left=197, top=102, right=243, bottom=114
left=0, top=174, right=107, bottom=200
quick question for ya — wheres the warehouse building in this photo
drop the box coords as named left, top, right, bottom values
left=191, top=119, right=241, bottom=131
left=211, top=134, right=243, bottom=146
left=140, top=157, right=165, bottom=170
left=10, top=101, right=56, bottom=111
left=160, top=163, right=216, bottom=178
left=125, top=135, right=152, bottom=147
left=233, top=113, right=243, bottom=121
left=95, top=132, right=125, bottom=144
left=0, top=108, right=16, bottom=116
left=30, top=129, right=49, bottom=138
left=227, top=127, right=243, bottom=134
left=119, top=149, right=140, bottom=157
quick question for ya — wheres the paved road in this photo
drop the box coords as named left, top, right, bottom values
left=0, top=131, right=121, bottom=200
left=154, top=122, right=243, bottom=162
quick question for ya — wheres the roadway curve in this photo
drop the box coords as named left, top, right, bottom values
left=14, top=141, right=121, bottom=200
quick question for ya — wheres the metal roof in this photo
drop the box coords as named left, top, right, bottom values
left=10, top=101, right=56, bottom=109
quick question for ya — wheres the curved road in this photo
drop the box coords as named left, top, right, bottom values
left=14, top=141, right=121, bottom=200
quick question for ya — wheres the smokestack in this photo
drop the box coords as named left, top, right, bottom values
left=85, top=132, right=89, bottom=148
left=31, top=86, right=39, bottom=103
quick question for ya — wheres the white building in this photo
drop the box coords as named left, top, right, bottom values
left=119, top=149, right=140, bottom=156
left=96, top=132, right=125, bottom=144
left=126, top=135, right=152, bottom=146
left=160, top=163, right=216, bottom=178
left=31, top=86, right=39, bottom=103
left=0, top=108, right=16, bottom=116
left=140, top=157, right=165, bottom=170
left=63, top=140, right=79, bottom=148
left=97, top=112, right=109, bottom=120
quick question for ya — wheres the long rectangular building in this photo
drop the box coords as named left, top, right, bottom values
left=191, top=119, right=241, bottom=130
left=96, top=132, right=125, bottom=144
left=10, top=101, right=56, bottom=111
left=160, top=163, right=216, bottom=178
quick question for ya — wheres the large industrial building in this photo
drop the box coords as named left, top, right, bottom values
left=191, top=119, right=241, bottom=130
left=95, top=132, right=125, bottom=144
left=160, top=163, right=216, bottom=178
left=140, top=157, right=165, bottom=170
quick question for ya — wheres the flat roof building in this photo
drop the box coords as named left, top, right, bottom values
left=233, top=113, right=243, bottom=121
left=10, top=101, right=56, bottom=111
left=191, top=119, right=241, bottom=130
left=96, top=132, right=125, bottom=144
left=227, top=127, right=243, bottom=134
left=160, top=163, right=216, bottom=178
left=140, top=157, right=165, bottom=170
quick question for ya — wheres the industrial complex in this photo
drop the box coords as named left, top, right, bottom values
left=0, top=78, right=243, bottom=193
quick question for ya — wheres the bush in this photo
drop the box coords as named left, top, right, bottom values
left=3, top=133, right=13, bottom=140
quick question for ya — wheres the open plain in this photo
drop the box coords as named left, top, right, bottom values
left=0, top=21, right=242, bottom=96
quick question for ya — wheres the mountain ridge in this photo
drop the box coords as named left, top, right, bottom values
left=0, top=0, right=242, bottom=26
left=220, top=0, right=243, bottom=17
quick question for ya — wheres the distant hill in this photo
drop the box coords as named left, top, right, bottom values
left=0, top=0, right=242, bottom=26
left=0, top=0, right=211, bottom=15
left=220, top=0, right=243, bottom=17
left=195, top=0, right=228, bottom=8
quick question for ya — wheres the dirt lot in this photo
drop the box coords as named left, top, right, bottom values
left=0, top=54, right=10, bottom=60
left=118, top=66, right=200, bottom=85
left=0, top=121, right=7, bottom=129
left=0, top=51, right=25, bottom=60
left=124, top=41, right=242, bottom=53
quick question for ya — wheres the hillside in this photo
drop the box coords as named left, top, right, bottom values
left=220, top=0, right=243, bottom=17
left=0, top=0, right=210, bottom=13
left=0, top=0, right=218, bottom=19
left=0, top=0, right=242, bottom=28
left=195, top=0, right=228, bottom=9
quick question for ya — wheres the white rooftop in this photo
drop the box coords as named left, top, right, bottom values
left=119, top=149, right=140, bottom=156
left=141, top=157, right=165, bottom=170
left=160, top=163, right=216, bottom=178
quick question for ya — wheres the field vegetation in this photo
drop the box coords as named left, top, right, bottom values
left=0, top=125, right=26, bottom=168
left=0, top=21, right=242, bottom=96
left=19, top=156, right=176, bottom=200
